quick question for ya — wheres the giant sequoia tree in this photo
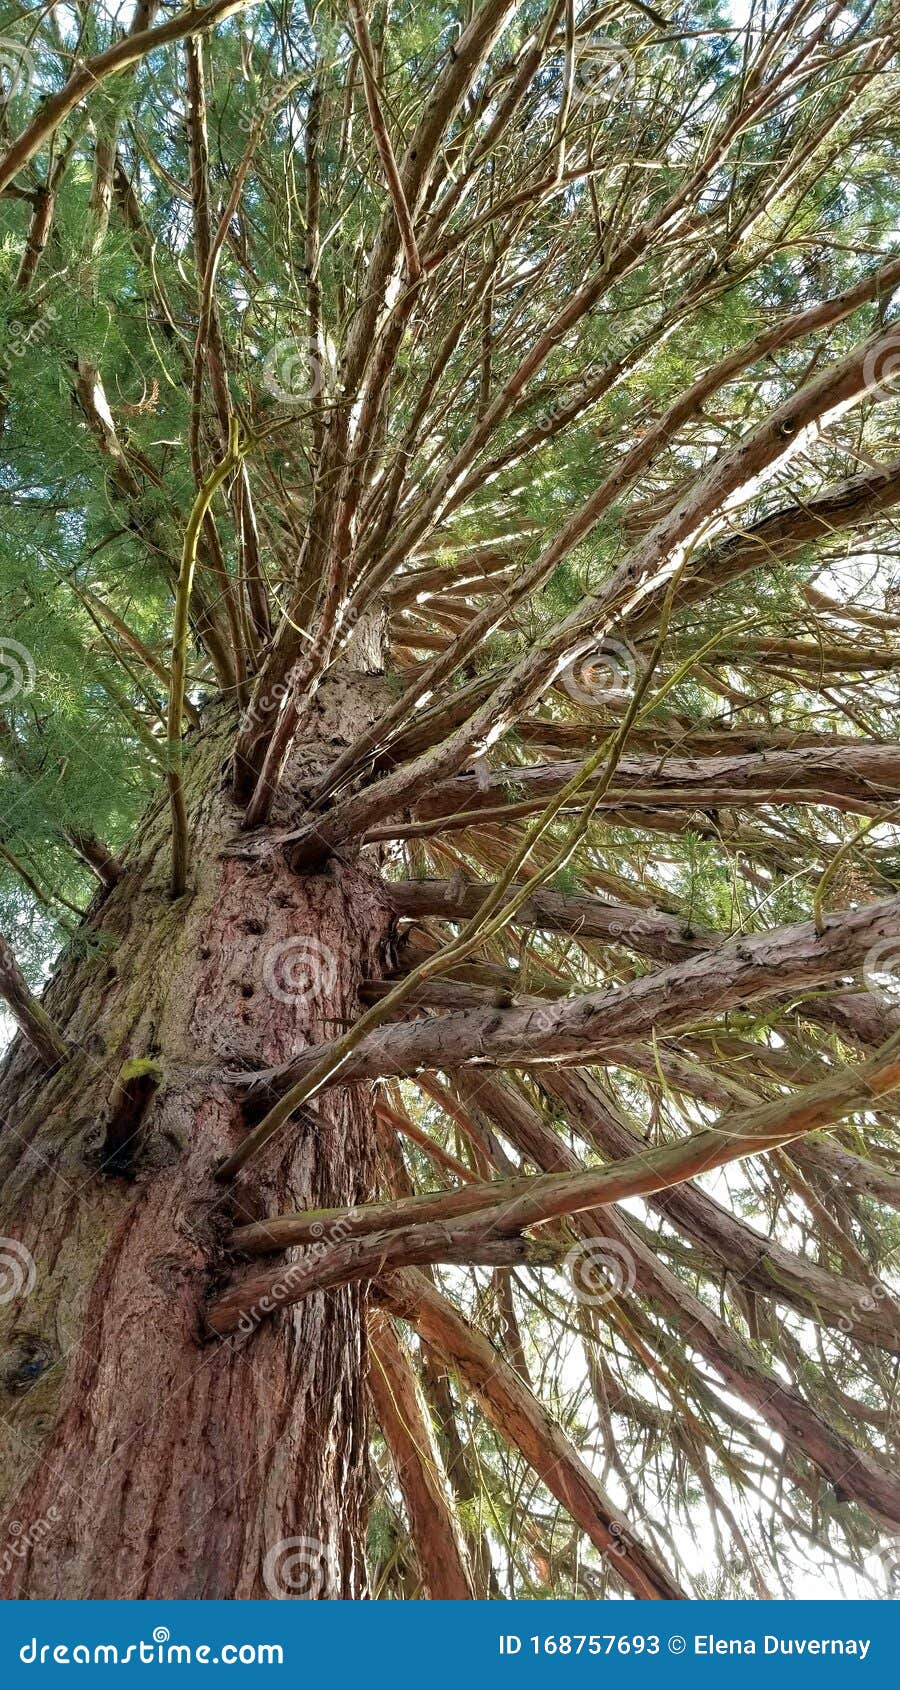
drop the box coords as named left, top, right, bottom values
left=0, top=0, right=898, bottom=1602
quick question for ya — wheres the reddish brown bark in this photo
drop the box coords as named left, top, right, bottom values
left=245, top=894, right=900, bottom=1095
left=385, top=877, right=713, bottom=961
left=0, top=676, right=394, bottom=1597
left=367, top=1310, right=475, bottom=1599
left=449, top=1076, right=900, bottom=1532
left=379, top=1270, right=687, bottom=1600
left=281, top=326, right=900, bottom=869
left=539, top=1069, right=899, bottom=1349
left=413, top=743, right=900, bottom=825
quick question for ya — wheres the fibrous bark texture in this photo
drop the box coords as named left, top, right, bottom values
left=0, top=675, right=394, bottom=1598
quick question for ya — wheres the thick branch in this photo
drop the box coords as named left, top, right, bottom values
left=539, top=1068, right=900, bottom=1350
left=283, top=326, right=900, bottom=867
left=413, top=744, right=900, bottom=827
left=367, top=1309, right=475, bottom=1599
left=241, top=895, right=900, bottom=1100
left=206, top=1237, right=562, bottom=1335
left=386, top=878, right=715, bottom=962
left=0, top=933, right=69, bottom=1067
left=229, top=1029, right=899, bottom=1258
left=378, top=1271, right=686, bottom=1600
left=350, top=0, right=422, bottom=282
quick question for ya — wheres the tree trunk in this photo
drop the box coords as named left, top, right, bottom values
left=0, top=671, right=395, bottom=1598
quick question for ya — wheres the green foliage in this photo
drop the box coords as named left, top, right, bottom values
left=1, top=0, right=899, bottom=1602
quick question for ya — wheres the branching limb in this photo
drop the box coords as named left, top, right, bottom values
left=0, top=932, right=69, bottom=1068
